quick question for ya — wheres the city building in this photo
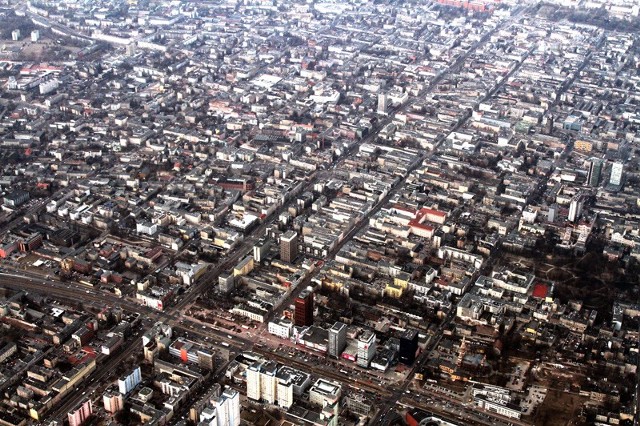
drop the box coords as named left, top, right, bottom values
left=328, top=322, right=347, bottom=358
left=294, top=289, right=314, bottom=327
left=103, top=389, right=124, bottom=414
left=609, top=161, right=623, bottom=186
left=218, top=273, right=235, bottom=293
left=587, top=157, right=603, bottom=187
left=246, top=361, right=278, bottom=404
left=568, top=195, right=583, bottom=223
left=276, top=370, right=294, bottom=409
left=280, top=230, right=298, bottom=263
left=4, top=190, right=29, bottom=207
left=547, top=203, right=558, bottom=223
left=399, top=329, right=419, bottom=365
left=68, top=399, right=92, bottom=426
left=118, top=366, right=141, bottom=395
left=377, top=93, right=388, bottom=115
left=215, top=387, right=240, bottom=426
left=357, top=330, right=377, bottom=368
left=309, top=379, right=341, bottom=408
left=168, top=338, right=215, bottom=369
left=268, top=317, right=294, bottom=339
left=253, top=238, right=271, bottom=263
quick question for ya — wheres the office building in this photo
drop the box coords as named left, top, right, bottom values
left=609, top=161, right=623, bottom=186
left=377, top=93, right=388, bottom=115
left=587, top=157, right=603, bottom=187
left=253, top=238, right=271, bottom=263
left=328, top=322, right=347, bottom=358
left=280, top=230, right=298, bottom=263
left=218, top=273, right=235, bottom=293
left=294, top=289, right=314, bottom=327
left=357, top=330, right=376, bottom=368
left=568, top=195, right=583, bottom=223
left=399, top=329, right=419, bottom=365
left=309, top=379, right=341, bottom=408
left=547, top=203, right=558, bottom=223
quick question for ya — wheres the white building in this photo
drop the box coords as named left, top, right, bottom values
left=246, top=361, right=278, bottom=404
left=276, top=372, right=294, bottom=409
left=246, top=363, right=261, bottom=401
left=216, top=387, right=240, bottom=426
left=377, top=93, right=388, bottom=115
left=136, top=221, right=158, bottom=235
left=609, top=161, right=623, bottom=186
left=118, top=366, right=141, bottom=395
left=568, top=195, right=583, bottom=223
left=268, top=317, right=294, bottom=339
left=328, top=322, right=347, bottom=358
left=357, top=330, right=376, bottom=368
left=309, top=379, right=341, bottom=407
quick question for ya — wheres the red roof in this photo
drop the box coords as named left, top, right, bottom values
left=419, top=208, right=446, bottom=218
left=410, top=222, right=434, bottom=231
left=532, top=283, right=549, bottom=299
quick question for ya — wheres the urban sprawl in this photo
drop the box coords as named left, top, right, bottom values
left=0, top=0, right=638, bottom=425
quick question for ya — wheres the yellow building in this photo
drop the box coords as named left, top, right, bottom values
left=233, top=256, right=254, bottom=276
left=385, top=282, right=404, bottom=299
left=393, top=271, right=411, bottom=289
left=574, top=140, right=593, bottom=152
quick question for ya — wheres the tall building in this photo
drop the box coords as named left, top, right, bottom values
left=294, top=289, right=314, bottom=327
left=377, top=93, right=388, bottom=115
left=218, top=273, right=235, bottom=293
left=568, top=195, right=583, bottom=223
left=609, top=161, right=623, bottom=186
left=68, top=399, right=92, bottom=426
left=399, top=329, right=419, bottom=365
left=103, top=389, right=124, bottom=414
left=118, top=366, right=141, bottom=395
left=328, top=322, right=347, bottom=358
left=587, top=157, right=603, bottom=187
left=246, top=361, right=278, bottom=404
left=246, top=362, right=262, bottom=401
left=276, top=370, right=294, bottom=409
left=309, top=378, right=341, bottom=426
left=260, top=361, right=278, bottom=404
left=216, top=387, right=240, bottom=426
left=280, top=230, right=298, bottom=263
left=309, top=379, right=341, bottom=407
left=357, top=330, right=376, bottom=368
left=253, top=238, right=271, bottom=263
left=547, top=203, right=558, bottom=223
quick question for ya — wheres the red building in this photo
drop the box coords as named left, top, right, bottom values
left=19, top=233, right=42, bottom=252
left=294, top=289, right=314, bottom=327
